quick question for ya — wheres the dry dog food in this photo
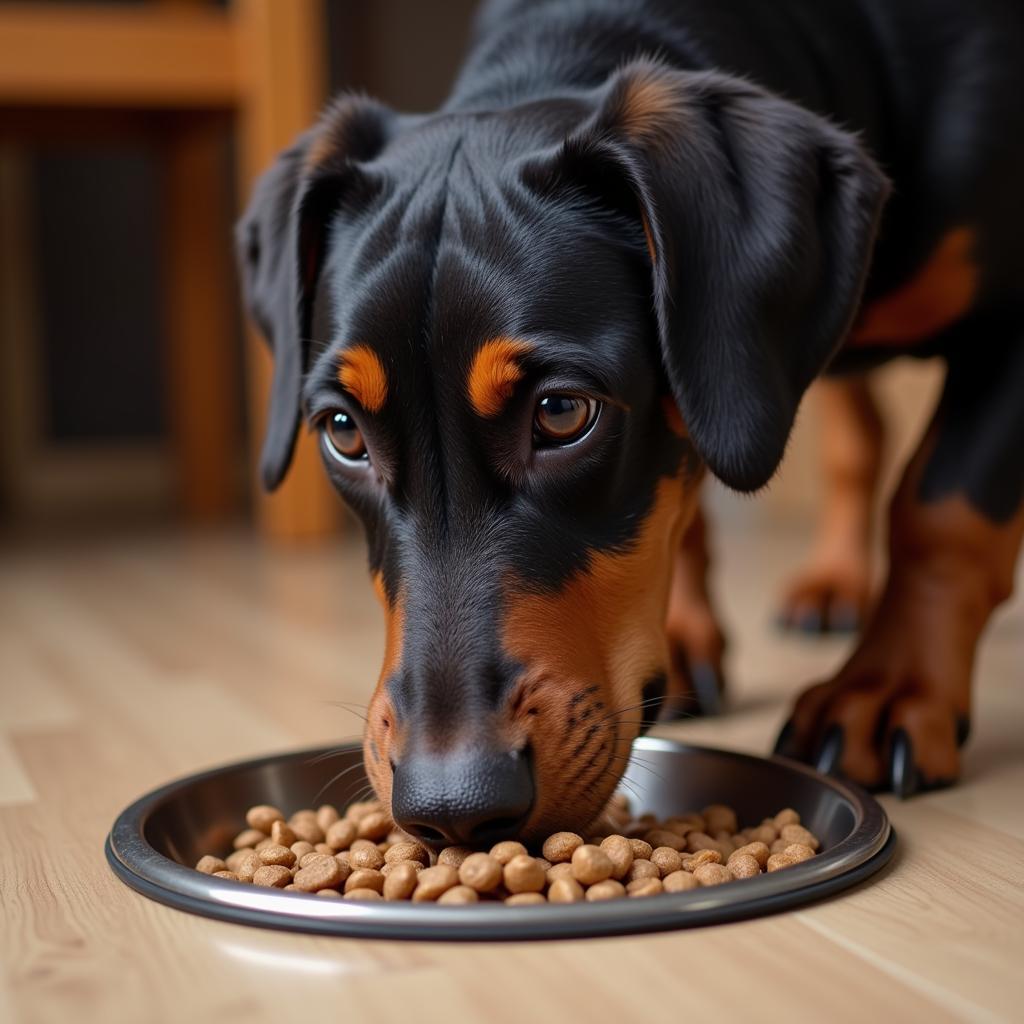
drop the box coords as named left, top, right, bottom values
left=194, top=796, right=819, bottom=905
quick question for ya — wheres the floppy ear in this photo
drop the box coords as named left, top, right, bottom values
left=236, top=96, right=396, bottom=490
left=536, top=61, right=890, bottom=491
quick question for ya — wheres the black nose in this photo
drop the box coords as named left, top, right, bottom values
left=391, top=747, right=534, bottom=847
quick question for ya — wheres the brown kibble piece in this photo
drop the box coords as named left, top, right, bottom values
left=730, top=841, right=770, bottom=869
left=233, top=828, right=266, bottom=850
left=662, top=870, right=700, bottom=893
left=542, top=832, right=584, bottom=863
left=212, top=870, right=239, bottom=881
left=686, top=832, right=719, bottom=853
left=771, top=838, right=790, bottom=855
left=599, top=835, right=634, bottom=880
left=504, top=855, right=546, bottom=894
left=316, top=888, right=341, bottom=898
left=293, top=856, right=344, bottom=892
left=357, top=811, right=392, bottom=842
left=627, top=877, right=663, bottom=898
left=344, top=868, right=385, bottom=893
left=459, top=853, right=503, bottom=893
left=546, top=862, right=574, bottom=885
left=234, top=851, right=261, bottom=883
left=246, top=805, right=284, bottom=833
left=644, top=829, right=687, bottom=852
left=344, top=800, right=381, bottom=822
left=325, top=819, right=357, bottom=851
left=258, top=844, right=296, bottom=868
left=728, top=853, right=760, bottom=879
left=650, top=847, right=682, bottom=877
left=288, top=814, right=325, bottom=845
left=413, top=864, right=459, bottom=902
left=316, top=804, right=340, bottom=832
left=748, top=824, right=778, bottom=845
left=345, top=888, right=382, bottom=901
left=701, top=804, right=738, bottom=835
left=780, top=824, right=820, bottom=851
left=628, top=838, right=653, bottom=861
left=384, top=841, right=430, bottom=866
left=784, top=843, right=816, bottom=863
left=252, top=864, right=291, bottom=889
left=626, top=859, right=660, bottom=883
left=382, top=861, right=420, bottom=900
left=505, top=892, right=546, bottom=906
left=694, top=863, right=733, bottom=887
left=773, top=808, right=800, bottom=830
left=270, top=820, right=297, bottom=847
left=767, top=853, right=798, bottom=872
left=195, top=855, right=227, bottom=875
left=349, top=843, right=385, bottom=871
left=290, top=840, right=314, bottom=860
left=683, top=849, right=721, bottom=872
left=438, top=846, right=474, bottom=868
left=571, top=845, right=614, bottom=885
left=438, top=885, right=479, bottom=905
left=585, top=879, right=626, bottom=901
left=489, top=841, right=528, bottom=865
left=548, top=877, right=585, bottom=903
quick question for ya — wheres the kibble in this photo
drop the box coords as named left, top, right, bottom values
left=195, top=798, right=820, bottom=906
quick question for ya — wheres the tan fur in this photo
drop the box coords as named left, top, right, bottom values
left=467, top=337, right=533, bottom=418
left=337, top=345, right=388, bottom=413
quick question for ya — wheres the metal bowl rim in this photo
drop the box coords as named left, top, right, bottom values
left=107, top=737, right=893, bottom=939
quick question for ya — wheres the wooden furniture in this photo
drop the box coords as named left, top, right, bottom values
left=1, top=518, right=1021, bottom=1019
left=0, top=0, right=339, bottom=538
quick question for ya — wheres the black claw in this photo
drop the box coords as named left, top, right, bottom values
left=956, top=715, right=971, bottom=748
left=815, top=725, right=844, bottom=775
left=773, top=719, right=797, bottom=758
left=690, top=663, right=724, bottom=717
left=889, top=729, right=920, bottom=799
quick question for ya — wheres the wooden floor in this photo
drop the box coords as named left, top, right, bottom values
left=1, top=516, right=1022, bottom=1023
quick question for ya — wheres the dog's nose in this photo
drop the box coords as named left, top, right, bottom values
left=390, top=747, right=534, bottom=848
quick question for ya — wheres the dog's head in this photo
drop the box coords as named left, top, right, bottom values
left=238, top=60, right=887, bottom=846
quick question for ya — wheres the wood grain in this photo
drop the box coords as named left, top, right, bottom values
left=0, top=521, right=1021, bottom=1022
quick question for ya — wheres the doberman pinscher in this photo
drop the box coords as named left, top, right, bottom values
left=237, top=0, right=1024, bottom=846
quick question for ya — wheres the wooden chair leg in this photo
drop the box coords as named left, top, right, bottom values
left=163, top=115, right=239, bottom=522
left=232, top=0, right=339, bottom=541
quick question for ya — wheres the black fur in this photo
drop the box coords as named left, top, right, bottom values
left=237, top=0, right=1024, bottom=731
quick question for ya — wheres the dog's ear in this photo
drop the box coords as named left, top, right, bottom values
left=528, top=61, right=889, bottom=491
left=236, top=96, right=396, bottom=490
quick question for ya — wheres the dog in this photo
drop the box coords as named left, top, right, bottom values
left=237, top=0, right=1024, bottom=845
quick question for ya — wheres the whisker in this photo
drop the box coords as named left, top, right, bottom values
left=314, top=764, right=370, bottom=803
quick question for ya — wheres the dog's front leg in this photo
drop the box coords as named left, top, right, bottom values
left=663, top=498, right=728, bottom=718
left=776, top=339, right=1024, bottom=793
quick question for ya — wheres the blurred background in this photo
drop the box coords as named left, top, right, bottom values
left=0, top=0, right=943, bottom=547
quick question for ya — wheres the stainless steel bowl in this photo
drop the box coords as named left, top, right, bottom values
left=106, top=738, right=895, bottom=940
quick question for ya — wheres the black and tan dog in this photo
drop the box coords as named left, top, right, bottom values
left=237, top=0, right=1024, bottom=846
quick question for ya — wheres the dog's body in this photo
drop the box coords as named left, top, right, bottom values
left=238, top=0, right=1024, bottom=844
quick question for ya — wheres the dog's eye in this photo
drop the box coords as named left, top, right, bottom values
left=322, top=410, right=368, bottom=463
left=534, top=395, right=599, bottom=446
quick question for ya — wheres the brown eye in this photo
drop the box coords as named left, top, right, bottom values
left=323, top=410, right=368, bottom=462
left=533, top=395, right=599, bottom=446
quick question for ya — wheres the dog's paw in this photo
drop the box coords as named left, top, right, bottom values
left=773, top=657, right=971, bottom=796
left=775, top=559, right=871, bottom=634
left=663, top=602, right=727, bottom=718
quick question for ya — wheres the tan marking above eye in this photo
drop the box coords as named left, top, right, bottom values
left=337, top=344, right=388, bottom=413
left=467, top=337, right=534, bottom=418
